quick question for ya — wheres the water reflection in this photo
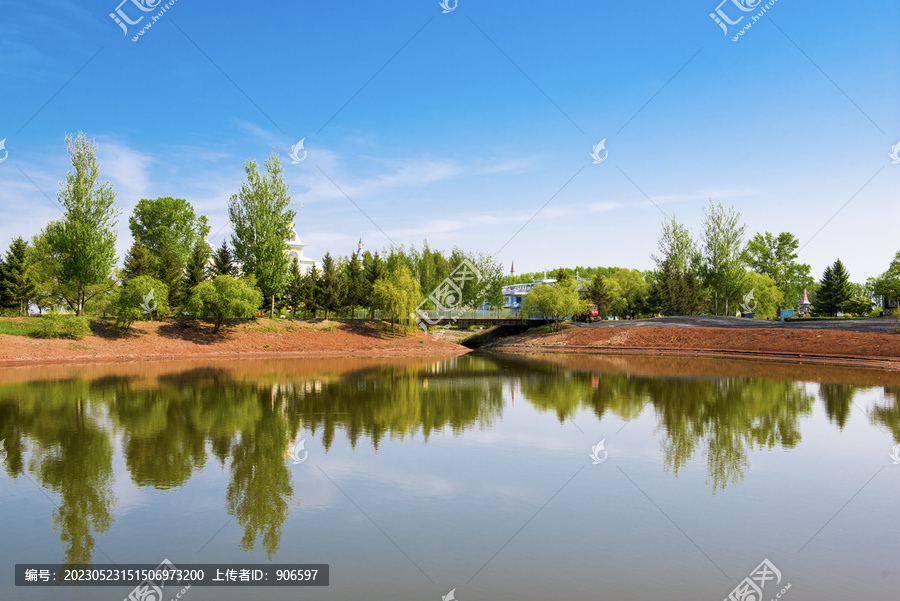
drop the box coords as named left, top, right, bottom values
left=0, top=353, right=897, bottom=564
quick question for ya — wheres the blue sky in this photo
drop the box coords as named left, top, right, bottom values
left=1, top=0, right=898, bottom=281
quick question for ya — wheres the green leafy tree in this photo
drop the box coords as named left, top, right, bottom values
left=228, top=151, right=296, bottom=318
left=371, top=266, right=420, bottom=334
left=609, top=269, right=649, bottom=319
left=468, top=251, right=505, bottom=309
left=29, top=227, right=115, bottom=315
left=212, top=239, right=237, bottom=277
left=816, top=259, right=852, bottom=317
left=111, top=275, right=169, bottom=332
left=1, top=237, right=35, bottom=316
left=740, top=272, right=783, bottom=319
left=652, top=215, right=700, bottom=275
left=185, top=275, right=264, bottom=332
left=47, top=132, right=120, bottom=316
left=122, top=235, right=158, bottom=281
left=129, top=197, right=210, bottom=271
left=700, top=200, right=747, bottom=315
left=841, top=296, right=873, bottom=317
left=743, top=231, right=813, bottom=311
left=521, top=280, right=585, bottom=331
left=873, top=250, right=900, bottom=312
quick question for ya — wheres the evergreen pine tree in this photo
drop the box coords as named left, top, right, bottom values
left=285, top=258, right=303, bottom=318
left=363, top=251, right=383, bottom=312
left=301, top=264, right=321, bottom=319
left=211, top=239, right=236, bottom=277
left=344, top=256, right=365, bottom=318
left=157, top=239, right=184, bottom=309
left=123, top=235, right=159, bottom=281
left=319, top=252, right=343, bottom=319
left=185, top=239, right=211, bottom=290
left=816, top=259, right=851, bottom=316
left=0, top=237, right=35, bottom=316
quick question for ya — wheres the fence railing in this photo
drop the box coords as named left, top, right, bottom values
left=414, top=309, right=524, bottom=321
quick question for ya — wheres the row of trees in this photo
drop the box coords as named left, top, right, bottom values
left=0, top=134, right=895, bottom=324
left=563, top=200, right=890, bottom=320
left=0, top=133, right=504, bottom=330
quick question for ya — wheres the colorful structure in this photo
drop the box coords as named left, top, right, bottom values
left=798, top=289, right=811, bottom=316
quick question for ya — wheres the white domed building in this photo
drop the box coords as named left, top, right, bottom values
left=286, top=223, right=322, bottom=275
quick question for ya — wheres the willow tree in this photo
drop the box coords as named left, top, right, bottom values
left=228, top=151, right=296, bottom=318
left=47, top=132, right=120, bottom=316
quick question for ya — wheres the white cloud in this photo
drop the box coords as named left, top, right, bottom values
left=97, top=138, right=153, bottom=206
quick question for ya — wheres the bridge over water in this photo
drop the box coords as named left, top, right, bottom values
left=412, top=309, right=550, bottom=328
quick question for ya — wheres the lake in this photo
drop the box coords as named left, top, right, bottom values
left=1, top=353, right=898, bottom=600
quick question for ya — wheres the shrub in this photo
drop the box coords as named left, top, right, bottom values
left=112, top=276, right=170, bottom=333
left=185, top=275, right=263, bottom=332
left=33, top=312, right=92, bottom=339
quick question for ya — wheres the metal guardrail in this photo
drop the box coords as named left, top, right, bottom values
left=415, top=309, right=524, bottom=320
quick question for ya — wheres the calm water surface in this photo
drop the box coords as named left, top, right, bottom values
left=0, top=353, right=898, bottom=600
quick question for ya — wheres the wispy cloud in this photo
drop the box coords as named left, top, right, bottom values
left=97, top=138, right=153, bottom=206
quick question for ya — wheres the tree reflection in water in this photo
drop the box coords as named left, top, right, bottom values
left=0, top=353, right=896, bottom=562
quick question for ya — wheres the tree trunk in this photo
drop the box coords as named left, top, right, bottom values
left=269, top=294, right=275, bottom=319
left=77, top=281, right=84, bottom=316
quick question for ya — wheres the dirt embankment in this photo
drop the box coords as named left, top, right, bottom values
left=0, top=318, right=466, bottom=367
left=484, top=322, right=900, bottom=369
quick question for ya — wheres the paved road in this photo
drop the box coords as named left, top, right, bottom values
left=578, top=315, right=898, bottom=333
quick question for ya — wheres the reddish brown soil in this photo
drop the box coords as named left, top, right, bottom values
left=487, top=324, right=900, bottom=369
left=0, top=318, right=466, bottom=367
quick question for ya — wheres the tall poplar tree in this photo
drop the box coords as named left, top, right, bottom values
left=700, top=200, right=747, bottom=315
left=228, top=151, right=296, bottom=318
left=47, top=132, right=120, bottom=316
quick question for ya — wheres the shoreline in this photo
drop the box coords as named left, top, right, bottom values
left=484, top=345, right=900, bottom=371
left=0, top=317, right=898, bottom=371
